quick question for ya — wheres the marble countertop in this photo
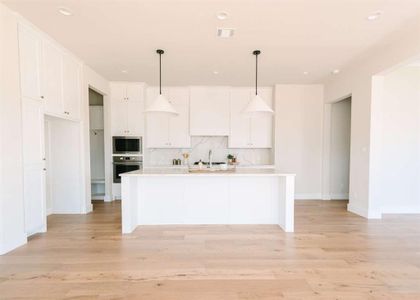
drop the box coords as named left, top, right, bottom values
left=120, top=167, right=295, bottom=177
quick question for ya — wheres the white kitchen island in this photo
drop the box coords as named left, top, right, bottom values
left=120, top=168, right=295, bottom=234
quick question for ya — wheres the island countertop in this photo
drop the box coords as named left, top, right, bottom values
left=120, top=167, right=295, bottom=177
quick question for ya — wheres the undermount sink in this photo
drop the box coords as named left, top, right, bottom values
left=188, top=168, right=235, bottom=174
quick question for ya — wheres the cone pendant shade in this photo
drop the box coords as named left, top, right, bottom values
left=244, top=50, right=274, bottom=115
left=145, top=94, right=178, bottom=114
left=243, top=94, right=273, bottom=114
left=145, top=49, right=178, bottom=115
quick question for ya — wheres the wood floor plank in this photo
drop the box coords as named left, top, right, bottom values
left=1, top=200, right=420, bottom=299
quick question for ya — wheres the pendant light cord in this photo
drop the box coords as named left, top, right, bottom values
left=255, top=53, right=258, bottom=95
left=253, top=50, right=260, bottom=95
left=159, top=52, right=162, bottom=95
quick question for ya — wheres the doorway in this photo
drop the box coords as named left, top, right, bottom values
left=88, top=88, right=105, bottom=201
left=329, top=97, right=351, bottom=200
left=44, top=116, right=83, bottom=215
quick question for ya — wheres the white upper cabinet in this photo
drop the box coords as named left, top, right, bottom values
left=42, top=40, right=63, bottom=114
left=62, top=53, right=81, bottom=119
left=190, top=86, right=230, bottom=136
left=110, top=83, right=144, bottom=136
left=18, top=23, right=82, bottom=121
left=18, top=23, right=42, bottom=101
left=229, top=87, right=273, bottom=148
left=146, top=87, right=190, bottom=148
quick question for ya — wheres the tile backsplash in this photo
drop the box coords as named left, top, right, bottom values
left=144, top=136, right=273, bottom=166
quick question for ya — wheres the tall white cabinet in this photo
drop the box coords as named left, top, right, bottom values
left=110, top=83, right=144, bottom=136
left=18, top=22, right=84, bottom=236
left=229, top=87, right=273, bottom=148
left=146, top=87, right=191, bottom=148
left=21, top=98, right=46, bottom=235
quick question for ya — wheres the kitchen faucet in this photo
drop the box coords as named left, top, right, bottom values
left=208, top=149, right=213, bottom=168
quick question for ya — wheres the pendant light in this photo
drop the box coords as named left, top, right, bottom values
left=145, top=49, right=178, bottom=115
left=243, top=50, right=274, bottom=115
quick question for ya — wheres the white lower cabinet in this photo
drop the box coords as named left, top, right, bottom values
left=146, top=87, right=190, bottom=148
left=21, top=98, right=46, bottom=235
left=229, top=87, right=273, bottom=148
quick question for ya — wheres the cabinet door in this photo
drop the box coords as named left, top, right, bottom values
left=42, top=40, right=63, bottom=115
left=18, top=24, right=42, bottom=101
left=62, top=53, right=81, bottom=119
left=168, top=87, right=191, bottom=148
left=22, top=99, right=46, bottom=235
left=229, top=88, right=252, bottom=148
left=250, top=88, right=273, bottom=148
left=126, top=84, right=143, bottom=101
left=190, top=87, right=230, bottom=136
left=145, top=87, right=169, bottom=147
left=111, top=98, right=128, bottom=135
left=23, top=165, right=46, bottom=235
left=127, top=99, right=144, bottom=136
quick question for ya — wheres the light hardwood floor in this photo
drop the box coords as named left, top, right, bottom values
left=1, top=200, right=420, bottom=299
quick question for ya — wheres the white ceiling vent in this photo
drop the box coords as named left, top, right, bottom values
left=217, top=28, right=235, bottom=38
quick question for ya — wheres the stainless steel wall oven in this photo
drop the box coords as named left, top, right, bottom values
left=113, top=156, right=142, bottom=183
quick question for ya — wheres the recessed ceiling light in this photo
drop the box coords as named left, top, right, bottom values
left=217, top=28, right=235, bottom=38
left=213, top=71, right=219, bottom=75
left=367, top=11, right=383, bottom=21
left=331, top=69, right=340, bottom=75
left=58, top=7, right=73, bottom=16
left=216, top=11, right=229, bottom=20
left=303, top=71, right=309, bottom=75
left=121, top=70, right=128, bottom=73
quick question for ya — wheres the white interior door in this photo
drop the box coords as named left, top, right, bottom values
left=22, top=99, right=46, bottom=235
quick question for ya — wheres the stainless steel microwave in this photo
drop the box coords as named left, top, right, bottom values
left=112, top=136, right=142, bottom=155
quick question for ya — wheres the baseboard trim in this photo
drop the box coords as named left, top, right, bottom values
left=329, top=193, right=349, bottom=200
left=0, top=234, right=27, bottom=255
left=295, top=193, right=322, bottom=200
left=347, top=203, right=381, bottom=219
left=381, top=206, right=420, bottom=214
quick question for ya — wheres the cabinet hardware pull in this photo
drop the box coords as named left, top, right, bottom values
left=40, top=96, right=44, bottom=99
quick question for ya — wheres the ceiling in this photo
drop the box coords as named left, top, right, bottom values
left=3, top=0, right=420, bottom=86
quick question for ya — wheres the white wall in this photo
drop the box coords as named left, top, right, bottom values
left=329, top=98, right=351, bottom=199
left=275, top=85, right=324, bottom=199
left=0, top=3, right=27, bottom=254
left=324, top=17, right=420, bottom=218
left=370, top=66, right=420, bottom=215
